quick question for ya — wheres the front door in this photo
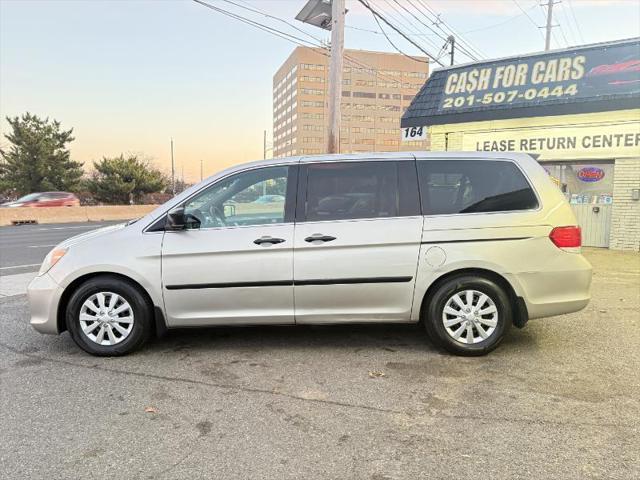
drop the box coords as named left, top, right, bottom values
left=162, top=164, right=297, bottom=327
left=293, top=160, right=424, bottom=323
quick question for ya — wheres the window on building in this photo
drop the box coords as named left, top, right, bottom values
left=417, top=160, right=539, bottom=215
left=353, top=91, right=376, bottom=98
left=544, top=163, right=614, bottom=205
left=353, top=138, right=375, bottom=145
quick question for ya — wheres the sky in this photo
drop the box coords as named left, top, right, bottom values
left=1, top=0, right=639, bottom=182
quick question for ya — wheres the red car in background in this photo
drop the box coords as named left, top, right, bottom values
left=0, top=192, right=80, bottom=207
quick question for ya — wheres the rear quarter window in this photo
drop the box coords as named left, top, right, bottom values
left=417, top=160, right=538, bottom=215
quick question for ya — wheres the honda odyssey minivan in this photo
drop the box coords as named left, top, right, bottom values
left=28, top=152, right=592, bottom=356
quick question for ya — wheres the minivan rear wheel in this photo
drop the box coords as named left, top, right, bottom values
left=424, top=275, right=511, bottom=356
left=66, top=275, right=152, bottom=356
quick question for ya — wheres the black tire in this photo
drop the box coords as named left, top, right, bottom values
left=423, top=275, right=512, bottom=356
left=66, top=275, right=152, bottom=356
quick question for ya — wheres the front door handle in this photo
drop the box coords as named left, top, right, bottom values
left=254, top=236, right=285, bottom=246
left=304, top=234, right=337, bottom=243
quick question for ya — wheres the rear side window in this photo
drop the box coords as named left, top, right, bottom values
left=303, top=161, right=419, bottom=221
left=417, top=160, right=538, bottom=215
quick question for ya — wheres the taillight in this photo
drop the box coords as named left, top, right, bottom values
left=549, top=226, right=581, bottom=252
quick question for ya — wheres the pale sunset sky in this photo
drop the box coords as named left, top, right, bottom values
left=1, top=0, right=639, bottom=181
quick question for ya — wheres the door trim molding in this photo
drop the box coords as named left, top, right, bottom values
left=421, top=237, right=530, bottom=244
left=165, top=276, right=413, bottom=290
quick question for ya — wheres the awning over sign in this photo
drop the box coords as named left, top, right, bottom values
left=401, top=38, right=640, bottom=128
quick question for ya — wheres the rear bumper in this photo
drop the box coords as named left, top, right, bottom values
left=27, top=273, right=64, bottom=334
left=511, top=253, right=592, bottom=319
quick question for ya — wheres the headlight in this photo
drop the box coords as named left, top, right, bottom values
left=38, top=247, right=68, bottom=276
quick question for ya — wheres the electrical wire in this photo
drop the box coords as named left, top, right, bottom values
left=558, top=1, right=579, bottom=46
left=357, top=0, right=445, bottom=66
left=378, top=0, right=443, bottom=52
left=219, top=0, right=326, bottom=45
left=462, top=5, right=538, bottom=34
left=411, top=0, right=486, bottom=60
left=403, top=0, right=481, bottom=62
left=566, top=0, right=585, bottom=44
left=192, top=0, right=322, bottom=48
left=511, top=0, right=545, bottom=41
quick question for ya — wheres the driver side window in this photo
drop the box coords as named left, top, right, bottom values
left=184, top=166, right=290, bottom=229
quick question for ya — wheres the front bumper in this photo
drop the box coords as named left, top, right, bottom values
left=27, top=273, right=64, bottom=334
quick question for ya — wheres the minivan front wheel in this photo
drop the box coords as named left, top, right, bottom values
left=424, top=276, right=511, bottom=356
left=66, top=275, right=152, bottom=356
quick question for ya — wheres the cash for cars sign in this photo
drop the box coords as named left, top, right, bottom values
left=461, top=123, right=640, bottom=160
left=438, top=40, right=640, bottom=113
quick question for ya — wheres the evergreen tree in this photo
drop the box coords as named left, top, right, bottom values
left=0, top=113, right=83, bottom=195
left=87, top=154, right=167, bottom=204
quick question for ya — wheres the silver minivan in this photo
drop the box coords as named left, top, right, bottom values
left=28, top=152, right=592, bottom=356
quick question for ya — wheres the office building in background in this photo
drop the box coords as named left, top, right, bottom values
left=273, top=47, right=429, bottom=158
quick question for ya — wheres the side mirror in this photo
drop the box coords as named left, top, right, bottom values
left=166, top=206, right=186, bottom=231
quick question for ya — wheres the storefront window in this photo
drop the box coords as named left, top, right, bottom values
left=543, top=163, right=614, bottom=205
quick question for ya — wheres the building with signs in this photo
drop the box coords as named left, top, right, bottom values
left=273, top=47, right=429, bottom=158
left=401, top=38, right=640, bottom=251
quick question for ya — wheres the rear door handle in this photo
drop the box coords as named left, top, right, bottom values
left=304, top=234, right=336, bottom=243
left=254, top=236, right=285, bottom=245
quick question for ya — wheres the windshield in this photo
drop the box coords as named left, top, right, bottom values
left=15, top=193, right=42, bottom=202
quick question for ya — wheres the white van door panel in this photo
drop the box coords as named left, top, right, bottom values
left=293, top=217, right=423, bottom=323
left=162, top=225, right=294, bottom=326
left=293, top=160, right=423, bottom=324
left=161, top=165, right=296, bottom=326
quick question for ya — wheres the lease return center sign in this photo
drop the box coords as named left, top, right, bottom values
left=461, top=123, right=640, bottom=160
left=438, top=40, right=640, bottom=112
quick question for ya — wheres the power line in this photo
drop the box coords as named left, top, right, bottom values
left=566, top=0, right=585, bottom=44
left=379, top=0, right=443, bottom=53
left=386, top=0, right=459, bottom=55
left=193, top=0, right=409, bottom=86
left=370, top=10, right=430, bottom=64
left=356, top=0, right=445, bottom=66
left=409, top=0, right=483, bottom=61
left=219, top=0, right=325, bottom=45
left=192, top=0, right=322, bottom=49
left=411, top=0, right=485, bottom=60
left=558, top=0, right=580, bottom=46
left=408, top=0, right=483, bottom=62
left=511, top=0, right=545, bottom=42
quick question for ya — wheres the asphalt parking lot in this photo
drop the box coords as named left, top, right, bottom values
left=0, top=222, right=638, bottom=479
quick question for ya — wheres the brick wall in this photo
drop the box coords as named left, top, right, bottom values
left=610, top=158, right=640, bottom=252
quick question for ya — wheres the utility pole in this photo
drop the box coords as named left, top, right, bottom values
left=327, top=0, right=345, bottom=154
left=544, top=0, right=556, bottom=51
left=170, top=138, right=175, bottom=195
left=200, top=160, right=203, bottom=181
left=448, top=35, right=455, bottom=66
